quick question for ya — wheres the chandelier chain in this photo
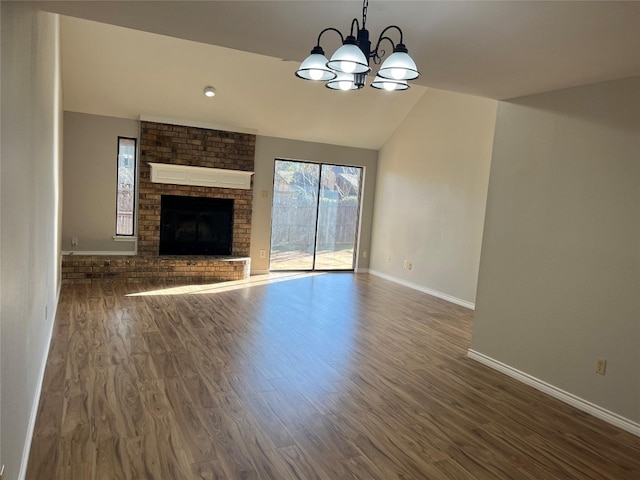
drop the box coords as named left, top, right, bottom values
left=362, top=0, right=368, bottom=29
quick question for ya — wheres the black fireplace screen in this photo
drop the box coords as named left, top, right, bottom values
left=159, top=195, right=234, bottom=256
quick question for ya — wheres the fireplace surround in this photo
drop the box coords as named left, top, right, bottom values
left=137, top=121, right=254, bottom=258
left=61, top=121, right=256, bottom=284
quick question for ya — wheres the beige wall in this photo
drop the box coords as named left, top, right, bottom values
left=62, top=111, right=139, bottom=252
left=62, top=116, right=378, bottom=270
left=1, top=4, right=63, bottom=478
left=472, top=77, right=640, bottom=423
left=251, top=136, right=378, bottom=273
left=369, top=88, right=497, bottom=306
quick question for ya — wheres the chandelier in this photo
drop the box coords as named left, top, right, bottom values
left=295, top=0, right=420, bottom=91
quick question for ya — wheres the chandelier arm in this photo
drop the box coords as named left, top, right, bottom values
left=350, top=18, right=360, bottom=38
left=372, top=25, right=404, bottom=57
left=316, top=27, right=344, bottom=47
left=372, top=35, right=395, bottom=63
left=372, top=46, right=387, bottom=65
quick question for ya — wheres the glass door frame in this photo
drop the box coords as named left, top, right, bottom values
left=269, top=158, right=364, bottom=272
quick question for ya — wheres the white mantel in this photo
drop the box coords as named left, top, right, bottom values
left=149, top=162, right=254, bottom=190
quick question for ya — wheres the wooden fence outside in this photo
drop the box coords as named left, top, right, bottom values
left=271, top=200, right=359, bottom=251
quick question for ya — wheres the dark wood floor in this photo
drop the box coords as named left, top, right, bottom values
left=27, top=273, right=640, bottom=479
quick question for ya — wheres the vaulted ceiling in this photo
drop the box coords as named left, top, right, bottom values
left=38, top=1, right=640, bottom=149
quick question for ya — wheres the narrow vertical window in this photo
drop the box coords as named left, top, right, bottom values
left=116, top=137, right=137, bottom=236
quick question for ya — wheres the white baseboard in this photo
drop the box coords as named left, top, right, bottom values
left=368, top=269, right=475, bottom=310
left=18, top=284, right=62, bottom=479
left=354, top=267, right=369, bottom=273
left=467, top=349, right=640, bottom=437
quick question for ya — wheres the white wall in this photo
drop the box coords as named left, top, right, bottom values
left=369, top=88, right=497, bottom=306
left=472, top=77, right=640, bottom=426
left=62, top=111, right=139, bottom=252
left=251, top=136, right=378, bottom=273
left=1, top=3, right=63, bottom=478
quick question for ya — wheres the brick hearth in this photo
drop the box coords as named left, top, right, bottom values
left=61, top=255, right=250, bottom=284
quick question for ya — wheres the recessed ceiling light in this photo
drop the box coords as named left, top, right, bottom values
left=203, top=86, right=216, bottom=97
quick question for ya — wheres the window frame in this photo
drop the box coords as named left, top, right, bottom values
left=115, top=136, right=138, bottom=237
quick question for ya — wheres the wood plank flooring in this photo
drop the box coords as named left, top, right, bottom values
left=27, top=273, right=640, bottom=479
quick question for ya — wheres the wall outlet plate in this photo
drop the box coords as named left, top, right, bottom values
left=595, top=357, right=607, bottom=375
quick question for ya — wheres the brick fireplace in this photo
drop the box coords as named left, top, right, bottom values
left=137, top=121, right=255, bottom=257
left=61, top=121, right=256, bottom=284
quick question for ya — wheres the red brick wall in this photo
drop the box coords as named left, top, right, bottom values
left=61, top=255, right=250, bottom=284
left=138, top=121, right=256, bottom=256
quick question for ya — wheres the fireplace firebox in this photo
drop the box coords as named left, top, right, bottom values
left=159, top=195, right=234, bottom=256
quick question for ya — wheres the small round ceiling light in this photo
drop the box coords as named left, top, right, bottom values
left=203, top=86, right=216, bottom=97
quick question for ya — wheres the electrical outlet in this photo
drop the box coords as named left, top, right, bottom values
left=403, top=259, right=408, bottom=268
left=71, top=237, right=78, bottom=247
left=386, top=255, right=391, bottom=263
left=362, top=251, right=367, bottom=258
left=595, top=357, right=607, bottom=375
left=259, top=249, right=266, bottom=258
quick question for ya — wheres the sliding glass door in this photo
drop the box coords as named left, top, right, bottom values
left=314, top=163, right=362, bottom=269
left=270, top=159, right=363, bottom=271
left=270, top=161, right=319, bottom=270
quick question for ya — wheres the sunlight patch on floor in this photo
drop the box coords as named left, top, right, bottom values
left=126, top=271, right=326, bottom=297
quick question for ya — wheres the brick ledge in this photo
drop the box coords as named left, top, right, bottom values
left=61, top=254, right=250, bottom=285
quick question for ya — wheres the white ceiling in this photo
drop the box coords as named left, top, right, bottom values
left=40, top=1, right=640, bottom=149
left=60, top=16, right=425, bottom=149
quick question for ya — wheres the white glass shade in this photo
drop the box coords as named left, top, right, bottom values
left=370, top=76, right=409, bottom=91
left=377, top=51, right=420, bottom=81
left=326, top=72, right=359, bottom=91
left=327, top=43, right=370, bottom=75
left=295, top=53, right=336, bottom=81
